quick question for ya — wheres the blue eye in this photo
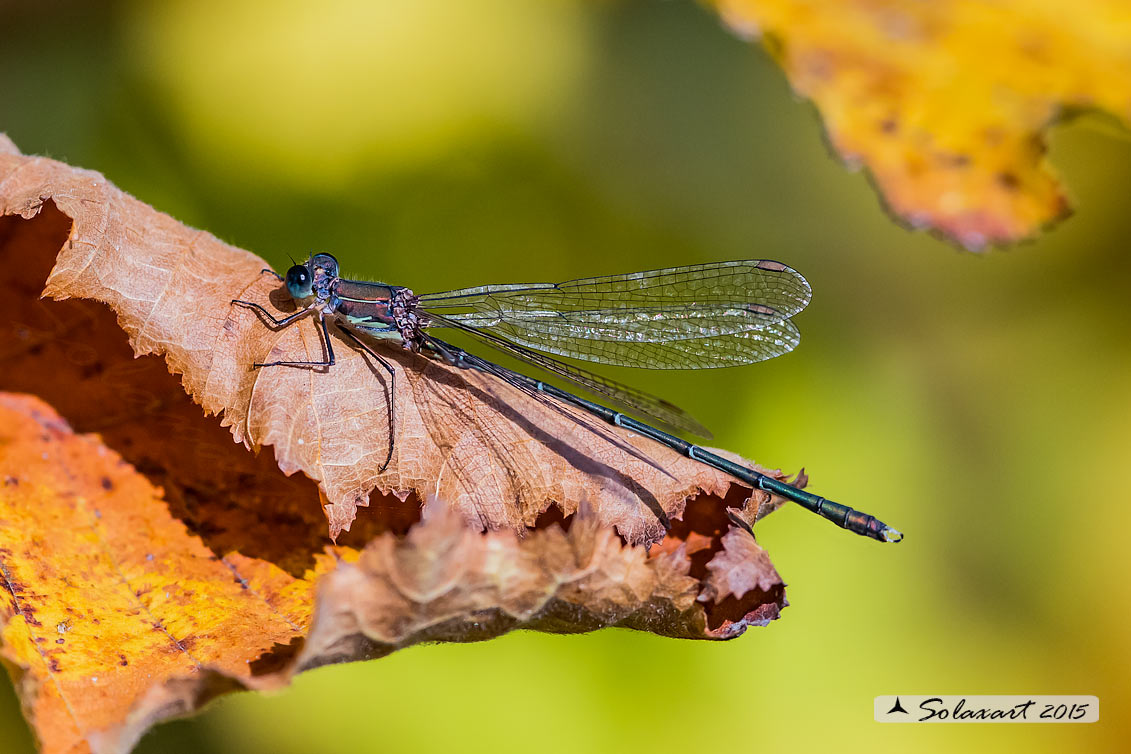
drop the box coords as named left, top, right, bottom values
left=285, top=265, right=313, bottom=299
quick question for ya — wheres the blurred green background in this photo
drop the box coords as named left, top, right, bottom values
left=2, top=0, right=1129, bottom=751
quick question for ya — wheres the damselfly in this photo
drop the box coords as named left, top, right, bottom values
left=232, top=254, right=902, bottom=543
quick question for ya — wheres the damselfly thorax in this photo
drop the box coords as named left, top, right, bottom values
left=291, top=253, right=423, bottom=347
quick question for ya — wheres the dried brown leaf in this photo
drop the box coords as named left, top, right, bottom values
left=0, top=136, right=795, bottom=753
left=0, top=134, right=789, bottom=545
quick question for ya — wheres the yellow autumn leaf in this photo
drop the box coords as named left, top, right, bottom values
left=708, top=0, right=1131, bottom=248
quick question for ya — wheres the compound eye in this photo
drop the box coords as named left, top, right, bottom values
left=284, top=264, right=314, bottom=299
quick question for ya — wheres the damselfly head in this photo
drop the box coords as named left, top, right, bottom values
left=285, top=254, right=340, bottom=300
left=284, top=264, right=314, bottom=300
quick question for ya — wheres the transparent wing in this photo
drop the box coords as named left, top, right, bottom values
left=417, top=260, right=811, bottom=331
left=434, top=301, right=788, bottom=343
left=416, top=260, right=808, bottom=368
left=423, top=312, right=713, bottom=438
left=427, top=307, right=801, bottom=368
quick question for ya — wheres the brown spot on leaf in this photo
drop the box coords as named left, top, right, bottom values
left=249, top=637, right=305, bottom=677
left=997, top=171, right=1021, bottom=190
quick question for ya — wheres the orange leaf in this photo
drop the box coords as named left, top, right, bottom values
left=0, top=137, right=793, bottom=751
left=0, top=395, right=785, bottom=753
left=0, top=393, right=328, bottom=754
left=708, top=0, right=1131, bottom=248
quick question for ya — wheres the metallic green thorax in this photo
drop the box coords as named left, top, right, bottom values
left=330, top=279, right=402, bottom=336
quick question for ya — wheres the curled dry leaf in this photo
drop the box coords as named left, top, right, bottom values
left=0, top=136, right=795, bottom=752
left=708, top=0, right=1131, bottom=248
left=0, top=395, right=784, bottom=754
left=0, top=136, right=781, bottom=544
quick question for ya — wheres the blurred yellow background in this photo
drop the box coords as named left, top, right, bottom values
left=1, top=1, right=1128, bottom=751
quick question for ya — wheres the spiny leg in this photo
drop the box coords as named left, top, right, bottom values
left=259, top=268, right=284, bottom=281
left=230, top=299, right=337, bottom=369
left=336, top=326, right=398, bottom=473
left=249, top=312, right=332, bottom=370
left=230, top=299, right=313, bottom=328
left=258, top=314, right=335, bottom=369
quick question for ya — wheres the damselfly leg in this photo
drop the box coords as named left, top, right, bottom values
left=231, top=298, right=397, bottom=472
left=229, top=301, right=336, bottom=368
left=335, top=326, right=397, bottom=473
